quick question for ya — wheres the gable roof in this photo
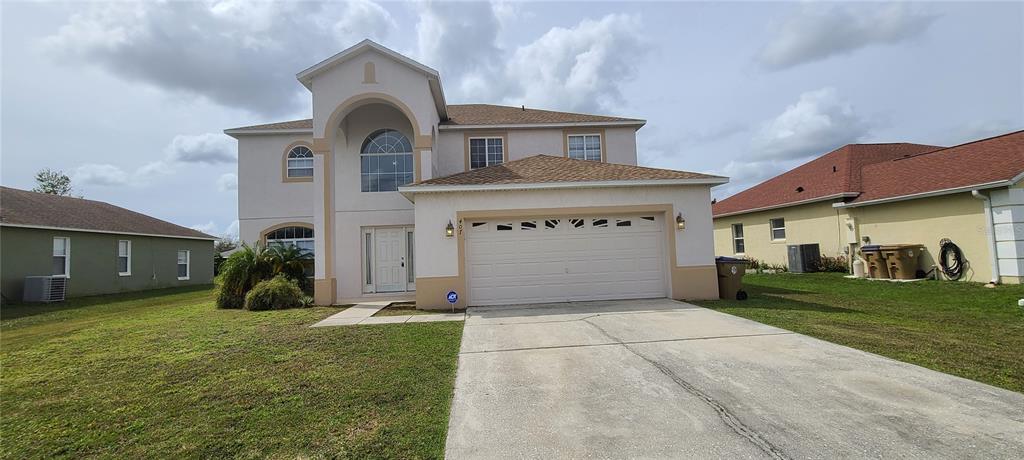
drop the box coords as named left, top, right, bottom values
left=295, top=39, right=448, bottom=119
left=224, top=118, right=313, bottom=135
left=848, top=130, right=1024, bottom=206
left=0, top=187, right=216, bottom=240
left=713, top=130, right=1024, bottom=217
left=441, top=104, right=645, bottom=128
left=400, top=155, right=726, bottom=194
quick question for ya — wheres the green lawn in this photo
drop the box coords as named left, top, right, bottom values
left=1, top=286, right=463, bottom=459
left=693, top=273, right=1024, bottom=392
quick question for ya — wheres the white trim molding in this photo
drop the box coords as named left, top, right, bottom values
left=833, top=180, right=1017, bottom=209
left=439, top=120, right=646, bottom=131
left=399, top=177, right=730, bottom=199
left=714, top=193, right=859, bottom=218
left=0, top=223, right=217, bottom=241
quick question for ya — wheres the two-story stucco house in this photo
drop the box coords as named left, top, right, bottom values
left=226, top=40, right=727, bottom=309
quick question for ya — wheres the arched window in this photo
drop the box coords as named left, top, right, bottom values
left=360, top=129, right=414, bottom=192
left=286, top=146, right=314, bottom=178
left=265, top=226, right=314, bottom=254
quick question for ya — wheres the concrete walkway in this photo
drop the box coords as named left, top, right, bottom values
left=310, top=301, right=464, bottom=327
left=446, top=298, right=1024, bottom=459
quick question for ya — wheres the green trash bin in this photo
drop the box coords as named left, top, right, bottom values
left=716, top=256, right=749, bottom=300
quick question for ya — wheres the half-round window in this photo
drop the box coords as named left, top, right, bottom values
left=286, top=146, right=314, bottom=178
left=360, top=129, right=414, bottom=192
left=265, top=226, right=314, bottom=254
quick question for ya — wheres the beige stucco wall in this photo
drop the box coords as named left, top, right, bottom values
left=712, top=200, right=847, bottom=265
left=848, top=192, right=992, bottom=282
left=237, top=134, right=315, bottom=245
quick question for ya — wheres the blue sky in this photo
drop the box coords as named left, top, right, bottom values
left=2, top=1, right=1021, bottom=240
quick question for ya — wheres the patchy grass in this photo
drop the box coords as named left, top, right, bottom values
left=1, top=286, right=463, bottom=458
left=693, top=273, right=1024, bottom=393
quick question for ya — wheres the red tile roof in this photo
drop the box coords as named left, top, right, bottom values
left=406, top=155, right=724, bottom=187
left=0, top=187, right=216, bottom=239
left=712, top=143, right=942, bottom=216
left=852, top=130, right=1024, bottom=204
left=226, top=104, right=643, bottom=133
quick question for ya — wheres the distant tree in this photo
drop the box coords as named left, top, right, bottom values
left=32, top=169, right=75, bottom=196
left=214, top=239, right=238, bottom=253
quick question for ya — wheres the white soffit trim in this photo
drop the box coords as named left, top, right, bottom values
left=714, top=193, right=859, bottom=218
left=400, top=177, right=729, bottom=195
left=0, top=223, right=217, bottom=241
left=833, top=180, right=1016, bottom=208
left=438, top=120, right=646, bottom=130
left=223, top=128, right=313, bottom=137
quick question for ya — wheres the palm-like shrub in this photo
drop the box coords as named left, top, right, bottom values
left=216, top=242, right=314, bottom=308
left=266, top=244, right=313, bottom=292
left=215, top=243, right=273, bottom=308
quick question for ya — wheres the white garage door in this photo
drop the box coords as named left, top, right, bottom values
left=466, top=214, right=667, bottom=306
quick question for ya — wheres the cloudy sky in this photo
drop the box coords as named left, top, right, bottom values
left=2, top=1, right=1021, bottom=240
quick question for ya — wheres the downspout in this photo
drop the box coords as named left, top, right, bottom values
left=971, top=190, right=1000, bottom=284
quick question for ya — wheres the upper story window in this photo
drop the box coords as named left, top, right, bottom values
left=567, top=134, right=601, bottom=161
left=286, top=146, right=314, bottom=178
left=265, top=226, right=314, bottom=255
left=769, top=218, right=786, bottom=241
left=469, top=137, right=504, bottom=169
left=360, top=129, right=414, bottom=192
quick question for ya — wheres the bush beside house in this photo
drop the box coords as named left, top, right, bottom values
left=216, top=243, right=312, bottom=310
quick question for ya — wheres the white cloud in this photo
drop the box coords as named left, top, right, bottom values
left=758, top=3, right=939, bottom=70
left=165, top=133, right=236, bottom=164
left=73, top=163, right=130, bottom=186
left=505, top=14, right=646, bottom=113
left=190, top=221, right=220, bottom=235
left=224, top=220, right=240, bottom=240
left=713, top=159, right=789, bottom=199
left=751, top=87, right=870, bottom=161
left=217, top=173, right=238, bottom=192
left=43, top=0, right=396, bottom=116
left=190, top=219, right=239, bottom=241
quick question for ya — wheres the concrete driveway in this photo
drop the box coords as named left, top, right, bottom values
left=445, top=299, right=1024, bottom=459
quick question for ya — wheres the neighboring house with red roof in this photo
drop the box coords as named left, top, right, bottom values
left=0, top=187, right=216, bottom=301
left=712, top=131, right=1024, bottom=284
left=225, top=40, right=727, bottom=308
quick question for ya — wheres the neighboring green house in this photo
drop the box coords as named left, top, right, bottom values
left=0, top=187, right=216, bottom=302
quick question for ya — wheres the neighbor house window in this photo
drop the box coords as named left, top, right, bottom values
left=769, top=218, right=786, bottom=241
left=118, top=240, right=132, bottom=276
left=732, top=224, right=745, bottom=254
left=53, top=237, right=70, bottom=277
left=177, top=250, right=190, bottom=280
left=469, top=137, right=504, bottom=169
left=361, top=129, right=414, bottom=192
left=286, top=146, right=314, bottom=178
left=567, top=134, right=601, bottom=161
left=265, top=226, right=313, bottom=255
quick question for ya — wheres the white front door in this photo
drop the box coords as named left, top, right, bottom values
left=374, top=228, right=407, bottom=293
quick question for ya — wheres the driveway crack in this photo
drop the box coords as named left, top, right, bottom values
left=581, top=317, right=791, bottom=460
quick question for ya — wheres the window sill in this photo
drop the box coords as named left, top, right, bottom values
left=119, top=273, right=131, bottom=277
left=177, top=277, right=190, bottom=281
left=770, top=239, right=787, bottom=244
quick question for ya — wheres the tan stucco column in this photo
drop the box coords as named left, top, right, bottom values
left=312, top=138, right=336, bottom=305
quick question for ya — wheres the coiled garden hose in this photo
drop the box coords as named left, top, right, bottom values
left=938, top=238, right=965, bottom=281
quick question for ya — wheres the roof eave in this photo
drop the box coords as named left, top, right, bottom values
left=713, top=193, right=860, bottom=218
left=833, top=179, right=1019, bottom=209
left=438, top=120, right=646, bottom=131
left=0, top=223, right=217, bottom=241
left=399, top=177, right=728, bottom=195
left=224, top=128, right=313, bottom=138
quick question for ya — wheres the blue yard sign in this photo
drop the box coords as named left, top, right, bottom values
left=446, top=291, right=458, bottom=304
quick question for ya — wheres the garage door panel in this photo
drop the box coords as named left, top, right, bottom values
left=467, top=214, right=668, bottom=306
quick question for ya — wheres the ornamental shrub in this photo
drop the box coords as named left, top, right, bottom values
left=244, top=275, right=304, bottom=311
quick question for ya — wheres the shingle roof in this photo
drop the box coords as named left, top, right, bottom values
left=851, top=130, right=1024, bottom=204
left=712, top=130, right=1024, bottom=216
left=442, top=104, right=644, bottom=126
left=712, top=143, right=941, bottom=216
left=0, top=187, right=216, bottom=239
left=405, top=155, right=724, bottom=188
left=225, top=104, right=643, bottom=133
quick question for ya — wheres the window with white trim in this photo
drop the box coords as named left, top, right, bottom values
left=265, top=226, right=314, bottom=255
left=469, top=137, right=504, bottom=169
left=286, top=146, right=314, bottom=178
left=769, top=218, right=786, bottom=241
left=360, top=129, right=414, bottom=192
left=177, top=250, right=190, bottom=280
left=53, top=237, right=70, bottom=277
left=567, top=134, right=601, bottom=161
left=118, top=240, right=132, bottom=276
left=732, top=224, right=745, bottom=254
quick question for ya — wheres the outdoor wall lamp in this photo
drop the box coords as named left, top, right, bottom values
left=445, top=220, right=455, bottom=238
left=676, top=213, right=686, bottom=230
